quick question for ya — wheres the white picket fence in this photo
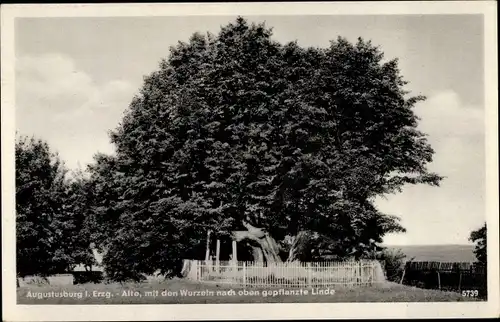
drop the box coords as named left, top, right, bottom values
left=182, top=259, right=384, bottom=287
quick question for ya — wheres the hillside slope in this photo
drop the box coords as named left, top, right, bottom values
left=385, top=244, right=476, bottom=262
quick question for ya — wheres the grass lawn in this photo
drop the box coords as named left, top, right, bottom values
left=17, top=278, right=480, bottom=304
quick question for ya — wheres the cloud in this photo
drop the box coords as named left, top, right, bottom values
left=16, top=53, right=137, bottom=170
left=416, top=91, right=484, bottom=182
left=416, top=90, right=484, bottom=138
left=379, top=90, right=485, bottom=245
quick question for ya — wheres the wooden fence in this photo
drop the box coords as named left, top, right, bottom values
left=400, top=261, right=487, bottom=298
left=182, top=259, right=383, bottom=287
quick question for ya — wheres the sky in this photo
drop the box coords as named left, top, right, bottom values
left=15, top=15, right=486, bottom=246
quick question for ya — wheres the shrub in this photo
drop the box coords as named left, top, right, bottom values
left=19, top=275, right=50, bottom=287
left=377, top=248, right=409, bottom=283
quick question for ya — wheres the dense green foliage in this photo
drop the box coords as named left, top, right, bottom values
left=377, top=248, right=409, bottom=283
left=16, top=18, right=442, bottom=281
left=16, top=135, right=94, bottom=277
left=87, top=17, right=441, bottom=279
left=469, top=223, right=487, bottom=264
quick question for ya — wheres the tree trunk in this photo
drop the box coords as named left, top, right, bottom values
left=286, top=231, right=310, bottom=263
left=232, top=222, right=313, bottom=264
left=232, top=221, right=282, bottom=263
left=91, top=246, right=105, bottom=266
left=252, top=247, right=265, bottom=262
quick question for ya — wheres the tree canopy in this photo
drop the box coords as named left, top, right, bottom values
left=15, top=17, right=443, bottom=281
left=83, top=17, right=442, bottom=280
left=16, top=135, right=94, bottom=277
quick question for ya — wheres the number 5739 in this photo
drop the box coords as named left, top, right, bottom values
left=462, top=290, right=479, bottom=297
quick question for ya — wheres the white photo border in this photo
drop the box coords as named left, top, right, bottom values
left=2, top=2, right=498, bottom=320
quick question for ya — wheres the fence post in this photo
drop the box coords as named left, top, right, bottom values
left=307, top=262, right=311, bottom=287
left=205, top=230, right=211, bottom=262
left=243, top=262, right=246, bottom=287
left=232, top=259, right=237, bottom=283
left=358, top=262, right=362, bottom=285
left=437, top=262, right=441, bottom=290
left=215, top=239, right=220, bottom=274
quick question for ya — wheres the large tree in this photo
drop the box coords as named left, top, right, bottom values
left=16, top=136, right=65, bottom=275
left=16, top=135, right=94, bottom=277
left=92, top=17, right=442, bottom=278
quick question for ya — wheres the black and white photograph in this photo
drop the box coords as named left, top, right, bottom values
left=2, top=2, right=498, bottom=320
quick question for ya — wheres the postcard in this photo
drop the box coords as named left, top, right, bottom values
left=1, top=1, right=498, bottom=320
